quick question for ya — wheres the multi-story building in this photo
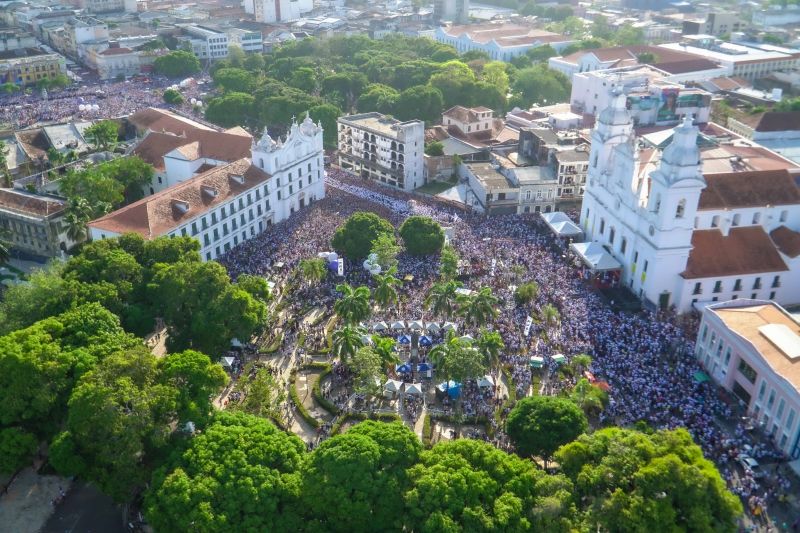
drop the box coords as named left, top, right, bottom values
left=0, top=27, right=37, bottom=52
left=696, top=300, right=800, bottom=461
left=578, top=90, right=800, bottom=312
left=226, top=28, right=262, bottom=54
left=85, top=43, right=139, bottom=79
left=246, top=0, right=313, bottom=23
left=753, top=6, right=800, bottom=27
left=682, top=12, right=745, bottom=37
left=434, top=0, right=469, bottom=23
left=338, top=112, right=425, bottom=192
left=0, top=188, right=72, bottom=258
left=179, top=25, right=229, bottom=61
left=570, top=65, right=712, bottom=126
left=0, top=48, right=66, bottom=87
left=659, top=36, right=800, bottom=81
left=548, top=45, right=728, bottom=83
left=79, top=0, right=126, bottom=14
left=89, top=117, right=325, bottom=261
left=435, top=21, right=573, bottom=62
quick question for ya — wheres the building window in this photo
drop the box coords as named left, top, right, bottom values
left=693, top=282, right=702, bottom=295
left=599, top=219, right=605, bottom=234
left=767, top=390, right=776, bottom=410
left=737, top=359, right=757, bottom=384
left=711, top=215, right=720, bottom=228
left=752, top=212, right=761, bottom=224
left=732, top=213, right=741, bottom=226
left=676, top=199, right=686, bottom=218
left=779, top=210, right=788, bottom=222
left=620, top=238, right=627, bottom=254
left=713, top=280, right=722, bottom=293
left=609, top=227, right=615, bottom=245
left=772, top=275, right=781, bottom=288
left=191, top=222, right=198, bottom=235
left=754, top=277, right=762, bottom=290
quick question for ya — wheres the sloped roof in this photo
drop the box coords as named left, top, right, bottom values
left=698, top=169, right=800, bottom=210
left=754, top=112, right=800, bottom=133
left=88, top=158, right=270, bottom=238
left=770, top=226, right=800, bottom=258
left=0, top=188, right=65, bottom=218
left=133, top=129, right=252, bottom=170
left=683, top=227, right=789, bottom=279
left=128, top=107, right=218, bottom=134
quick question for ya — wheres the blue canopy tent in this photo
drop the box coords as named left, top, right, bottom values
left=436, top=380, right=462, bottom=399
left=398, top=334, right=411, bottom=345
left=396, top=363, right=413, bottom=373
left=419, top=335, right=433, bottom=347
left=417, top=362, right=432, bottom=372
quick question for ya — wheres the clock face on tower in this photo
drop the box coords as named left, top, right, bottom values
left=649, top=225, right=655, bottom=236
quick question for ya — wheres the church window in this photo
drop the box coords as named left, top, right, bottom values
left=653, top=194, right=661, bottom=213
left=675, top=199, right=686, bottom=218
left=732, top=214, right=741, bottom=226
left=599, top=219, right=605, bottom=234
left=752, top=212, right=761, bottom=224
left=620, top=238, right=627, bottom=254
left=609, top=227, right=615, bottom=245
left=259, top=158, right=264, bottom=168
left=711, top=215, right=720, bottom=228
left=779, top=210, right=788, bottom=222
left=525, top=190, right=531, bottom=201
left=592, top=153, right=598, bottom=168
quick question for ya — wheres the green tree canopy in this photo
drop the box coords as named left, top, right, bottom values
left=555, top=427, right=742, bottom=532
left=213, top=67, right=257, bottom=93
left=162, top=88, right=183, bottom=104
left=303, top=103, right=341, bottom=149
left=506, top=396, right=588, bottom=464
left=514, top=281, right=539, bottom=305
left=153, top=50, right=201, bottom=78
left=83, top=120, right=120, bottom=152
left=405, top=438, right=576, bottom=532
left=357, top=83, right=399, bottom=114
left=205, top=92, right=256, bottom=128
left=370, top=232, right=401, bottom=271
left=145, top=411, right=306, bottom=532
left=332, top=211, right=395, bottom=260
left=50, top=346, right=178, bottom=501
left=511, top=65, right=571, bottom=108
left=159, top=349, right=228, bottom=423
left=425, top=141, right=444, bottom=156
left=300, top=421, right=421, bottom=532
left=399, top=215, right=444, bottom=256
left=394, top=85, right=443, bottom=124
left=0, top=427, right=38, bottom=474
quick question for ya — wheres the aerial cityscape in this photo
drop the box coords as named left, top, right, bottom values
left=1, top=0, right=800, bottom=530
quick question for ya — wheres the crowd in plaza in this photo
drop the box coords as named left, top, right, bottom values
left=0, top=76, right=209, bottom=129
left=218, top=167, right=796, bottom=523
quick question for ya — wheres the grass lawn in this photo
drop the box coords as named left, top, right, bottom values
left=415, top=180, right=455, bottom=195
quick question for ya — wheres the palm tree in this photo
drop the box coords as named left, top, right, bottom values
left=425, top=280, right=461, bottom=319
left=430, top=330, right=487, bottom=418
left=372, top=335, right=400, bottom=369
left=572, top=353, right=592, bottom=374
left=372, top=268, right=401, bottom=309
left=64, top=197, right=93, bottom=243
left=299, top=257, right=327, bottom=287
left=460, top=286, right=498, bottom=328
left=541, top=303, right=561, bottom=328
left=570, top=378, right=607, bottom=419
left=331, top=325, right=366, bottom=364
left=477, top=328, right=505, bottom=379
left=334, top=283, right=372, bottom=325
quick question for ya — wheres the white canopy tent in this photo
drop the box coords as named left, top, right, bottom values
left=408, top=320, right=424, bottom=330
left=552, top=353, right=567, bottom=364
left=405, top=383, right=423, bottom=395
left=373, top=321, right=389, bottom=331
left=391, top=321, right=407, bottom=330
left=442, top=322, right=457, bottom=332
left=384, top=379, right=403, bottom=392
left=360, top=334, right=373, bottom=345
left=426, top=323, right=441, bottom=334
left=477, top=375, right=495, bottom=388
left=569, top=242, right=622, bottom=272
left=459, top=334, right=474, bottom=343
left=541, top=211, right=584, bottom=239
left=222, top=356, right=235, bottom=368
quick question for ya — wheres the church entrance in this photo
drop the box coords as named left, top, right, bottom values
left=659, top=292, right=671, bottom=311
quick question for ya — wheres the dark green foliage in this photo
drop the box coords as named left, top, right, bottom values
left=399, top=215, right=444, bottom=256
left=162, top=88, right=183, bottom=104
left=506, top=396, right=588, bottom=462
left=331, top=211, right=395, bottom=260
left=0, top=427, right=38, bottom=473
left=153, top=50, right=201, bottom=78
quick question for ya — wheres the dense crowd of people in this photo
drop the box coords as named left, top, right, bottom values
left=218, top=167, right=796, bottom=525
left=0, top=76, right=209, bottom=129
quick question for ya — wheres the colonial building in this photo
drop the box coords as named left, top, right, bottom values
left=436, top=21, right=573, bottom=62
left=89, top=117, right=325, bottom=261
left=579, top=90, right=800, bottom=312
left=0, top=188, right=71, bottom=258
left=338, top=112, right=425, bottom=192
left=696, top=300, right=800, bottom=461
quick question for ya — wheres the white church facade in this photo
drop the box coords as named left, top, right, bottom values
left=90, top=117, right=325, bottom=261
left=579, top=90, right=800, bottom=312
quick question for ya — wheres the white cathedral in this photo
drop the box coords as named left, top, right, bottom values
left=579, top=90, right=800, bottom=312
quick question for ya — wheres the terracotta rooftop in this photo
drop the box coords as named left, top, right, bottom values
left=560, top=45, right=722, bottom=74
left=443, top=105, right=484, bottom=124
left=0, top=188, right=65, bottom=218
left=133, top=129, right=252, bottom=170
left=14, top=128, right=48, bottom=160
left=88, top=158, right=270, bottom=238
left=770, top=226, right=800, bottom=258
left=99, top=47, right=134, bottom=56
left=711, top=303, right=800, bottom=393
left=754, top=112, right=800, bottom=133
left=683, top=226, right=789, bottom=279
left=128, top=107, right=218, bottom=134
left=698, top=169, right=800, bottom=210
left=443, top=22, right=567, bottom=46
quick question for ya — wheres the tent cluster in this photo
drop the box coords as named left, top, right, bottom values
left=368, top=320, right=457, bottom=334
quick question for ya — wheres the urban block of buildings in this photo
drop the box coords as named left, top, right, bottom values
left=578, top=90, right=800, bottom=313
left=0, top=188, right=72, bottom=258
left=89, top=112, right=325, bottom=261
left=435, top=21, right=573, bottom=62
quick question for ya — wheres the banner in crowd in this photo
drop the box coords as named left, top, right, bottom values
left=524, top=315, right=533, bottom=337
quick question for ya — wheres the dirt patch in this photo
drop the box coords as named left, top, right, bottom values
left=0, top=468, right=70, bottom=533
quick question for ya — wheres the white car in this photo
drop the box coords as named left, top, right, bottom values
left=737, top=455, right=765, bottom=478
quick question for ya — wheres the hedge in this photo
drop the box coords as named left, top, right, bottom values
left=422, top=414, right=433, bottom=447
left=330, top=412, right=402, bottom=436
left=289, top=368, right=320, bottom=429
left=310, top=364, right=341, bottom=416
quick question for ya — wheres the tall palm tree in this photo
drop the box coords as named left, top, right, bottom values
left=64, top=197, right=93, bottom=243
left=541, top=303, right=561, bottom=328
left=331, top=325, right=366, bottom=364
left=334, top=283, right=372, bottom=325
left=477, top=328, right=505, bottom=379
left=430, top=330, right=487, bottom=415
left=425, top=280, right=462, bottom=319
left=299, top=257, right=327, bottom=287
left=371, top=335, right=400, bottom=369
left=372, top=268, right=401, bottom=309
left=460, top=286, right=499, bottom=328
left=570, top=378, right=607, bottom=419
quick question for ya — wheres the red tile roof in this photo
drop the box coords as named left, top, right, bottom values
left=128, top=107, right=218, bottom=134
left=133, top=129, right=252, bottom=170
left=770, top=226, right=800, bottom=258
left=0, top=188, right=65, bottom=217
left=99, top=47, right=134, bottom=56
left=88, top=158, right=270, bottom=238
left=698, top=169, right=800, bottom=210
left=683, top=227, right=789, bottom=279
left=754, top=112, right=800, bottom=133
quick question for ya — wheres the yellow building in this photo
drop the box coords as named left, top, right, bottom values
left=0, top=48, right=67, bottom=87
